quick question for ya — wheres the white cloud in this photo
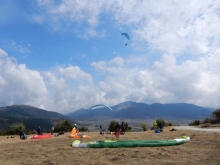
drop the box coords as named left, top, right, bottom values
left=9, top=40, right=31, bottom=53
left=0, top=52, right=48, bottom=106
left=58, top=65, right=93, bottom=85
left=33, top=0, right=109, bottom=34
left=1, top=47, right=220, bottom=113
left=111, top=57, right=124, bottom=67
left=33, top=0, right=220, bottom=57
left=78, top=28, right=106, bottom=39
left=0, top=48, right=8, bottom=57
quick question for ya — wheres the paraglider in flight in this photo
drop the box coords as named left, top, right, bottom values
left=121, top=33, right=130, bottom=46
left=122, top=33, right=130, bottom=40
left=89, top=104, right=113, bottom=111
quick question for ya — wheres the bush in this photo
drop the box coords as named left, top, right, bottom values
left=108, top=120, right=116, bottom=132
left=79, top=126, right=88, bottom=132
left=10, top=123, right=25, bottom=134
left=165, top=122, right=173, bottom=126
left=122, top=121, right=132, bottom=132
left=189, top=120, right=201, bottom=126
left=212, top=109, right=220, bottom=119
left=108, top=121, right=132, bottom=132
left=156, top=119, right=165, bottom=126
left=140, top=123, right=147, bottom=131
left=54, top=120, right=73, bottom=132
left=202, top=118, right=211, bottom=124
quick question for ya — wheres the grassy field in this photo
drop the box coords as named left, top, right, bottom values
left=0, top=126, right=220, bottom=165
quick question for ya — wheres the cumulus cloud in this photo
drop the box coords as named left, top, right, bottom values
left=91, top=52, right=220, bottom=109
left=1, top=46, right=220, bottom=113
left=0, top=50, right=48, bottom=106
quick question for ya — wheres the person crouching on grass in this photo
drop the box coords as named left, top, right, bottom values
left=115, top=122, right=121, bottom=138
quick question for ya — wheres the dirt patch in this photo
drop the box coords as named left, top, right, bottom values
left=1, top=127, right=220, bottom=165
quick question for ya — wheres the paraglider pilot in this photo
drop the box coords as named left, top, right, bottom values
left=37, top=126, right=43, bottom=135
left=51, top=126, right=54, bottom=135
left=115, top=122, right=121, bottom=138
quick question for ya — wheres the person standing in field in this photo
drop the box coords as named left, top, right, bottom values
left=37, top=126, right=43, bottom=135
left=51, top=126, right=54, bottom=135
left=115, top=122, right=121, bottom=138
left=121, top=123, right=125, bottom=135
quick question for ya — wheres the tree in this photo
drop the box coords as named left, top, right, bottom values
left=121, top=121, right=131, bottom=132
left=54, top=120, right=73, bottom=132
left=108, top=120, right=132, bottom=132
left=10, top=123, right=25, bottom=134
left=108, top=120, right=116, bottom=132
left=202, top=118, right=211, bottom=124
left=212, top=109, right=220, bottom=119
left=79, top=126, right=88, bottom=132
left=140, top=123, right=147, bottom=131
left=189, top=120, right=201, bottom=126
left=156, top=119, right=165, bottom=126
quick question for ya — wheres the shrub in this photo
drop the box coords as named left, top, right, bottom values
left=10, top=123, right=25, bottom=134
left=140, top=123, right=147, bottom=131
left=212, top=109, right=220, bottom=119
left=54, top=120, right=73, bottom=132
left=165, top=122, right=173, bottom=126
left=156, top=119, right=165, bottom=126
left=202, top=118, right=211, bottom=124
left=108, top=120, right=116, bottom=132
left=108, top=121, right=132, bottom=132
left=189, top=120, right=201, bottom=126
left=79, top=126, right=88, bottom=132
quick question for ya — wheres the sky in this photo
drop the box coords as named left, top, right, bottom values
left=0, top=0, right=220, bottom=114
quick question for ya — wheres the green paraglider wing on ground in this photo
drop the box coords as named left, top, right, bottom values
left=72, top=136, right=190, bottom=148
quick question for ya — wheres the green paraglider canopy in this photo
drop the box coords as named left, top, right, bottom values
left=72, top=136, right=191, bottom=148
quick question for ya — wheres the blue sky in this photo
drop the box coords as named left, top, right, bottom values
left=0, top=0, right=220, bottom=114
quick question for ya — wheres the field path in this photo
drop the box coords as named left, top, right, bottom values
left=174, top=126, right=220, bottom=132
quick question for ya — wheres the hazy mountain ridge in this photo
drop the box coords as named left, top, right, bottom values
left=0, top=103, right=214, bottom=131
left=0, top=105, right=71, bottom=131
left=0, top=105, right=67, bottom=119
left=67, top=102, right=214, bottom=120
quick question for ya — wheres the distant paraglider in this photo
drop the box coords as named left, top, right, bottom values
left=121, top=33, right=130, bottom=46
left=89, top=104, right=113, bottom=111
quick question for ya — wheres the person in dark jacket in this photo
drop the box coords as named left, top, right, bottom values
left=115, top=122, right=121, bottom=138
left=120, top=123, right=125, bottom=135
left=37, top=126, right=43, bottom=135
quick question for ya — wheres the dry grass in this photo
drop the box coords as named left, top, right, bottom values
left=0, top=126, right=220, bottom=165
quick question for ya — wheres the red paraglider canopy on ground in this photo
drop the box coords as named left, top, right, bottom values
left=31, top=134, right=52, bottom=139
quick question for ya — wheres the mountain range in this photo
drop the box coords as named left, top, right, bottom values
left=0, top=102, right=215, bottom=131
left=67, top=101, right=214, bottom=120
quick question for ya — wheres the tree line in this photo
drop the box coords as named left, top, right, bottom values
left=189, top=108, right=220, bottom=126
